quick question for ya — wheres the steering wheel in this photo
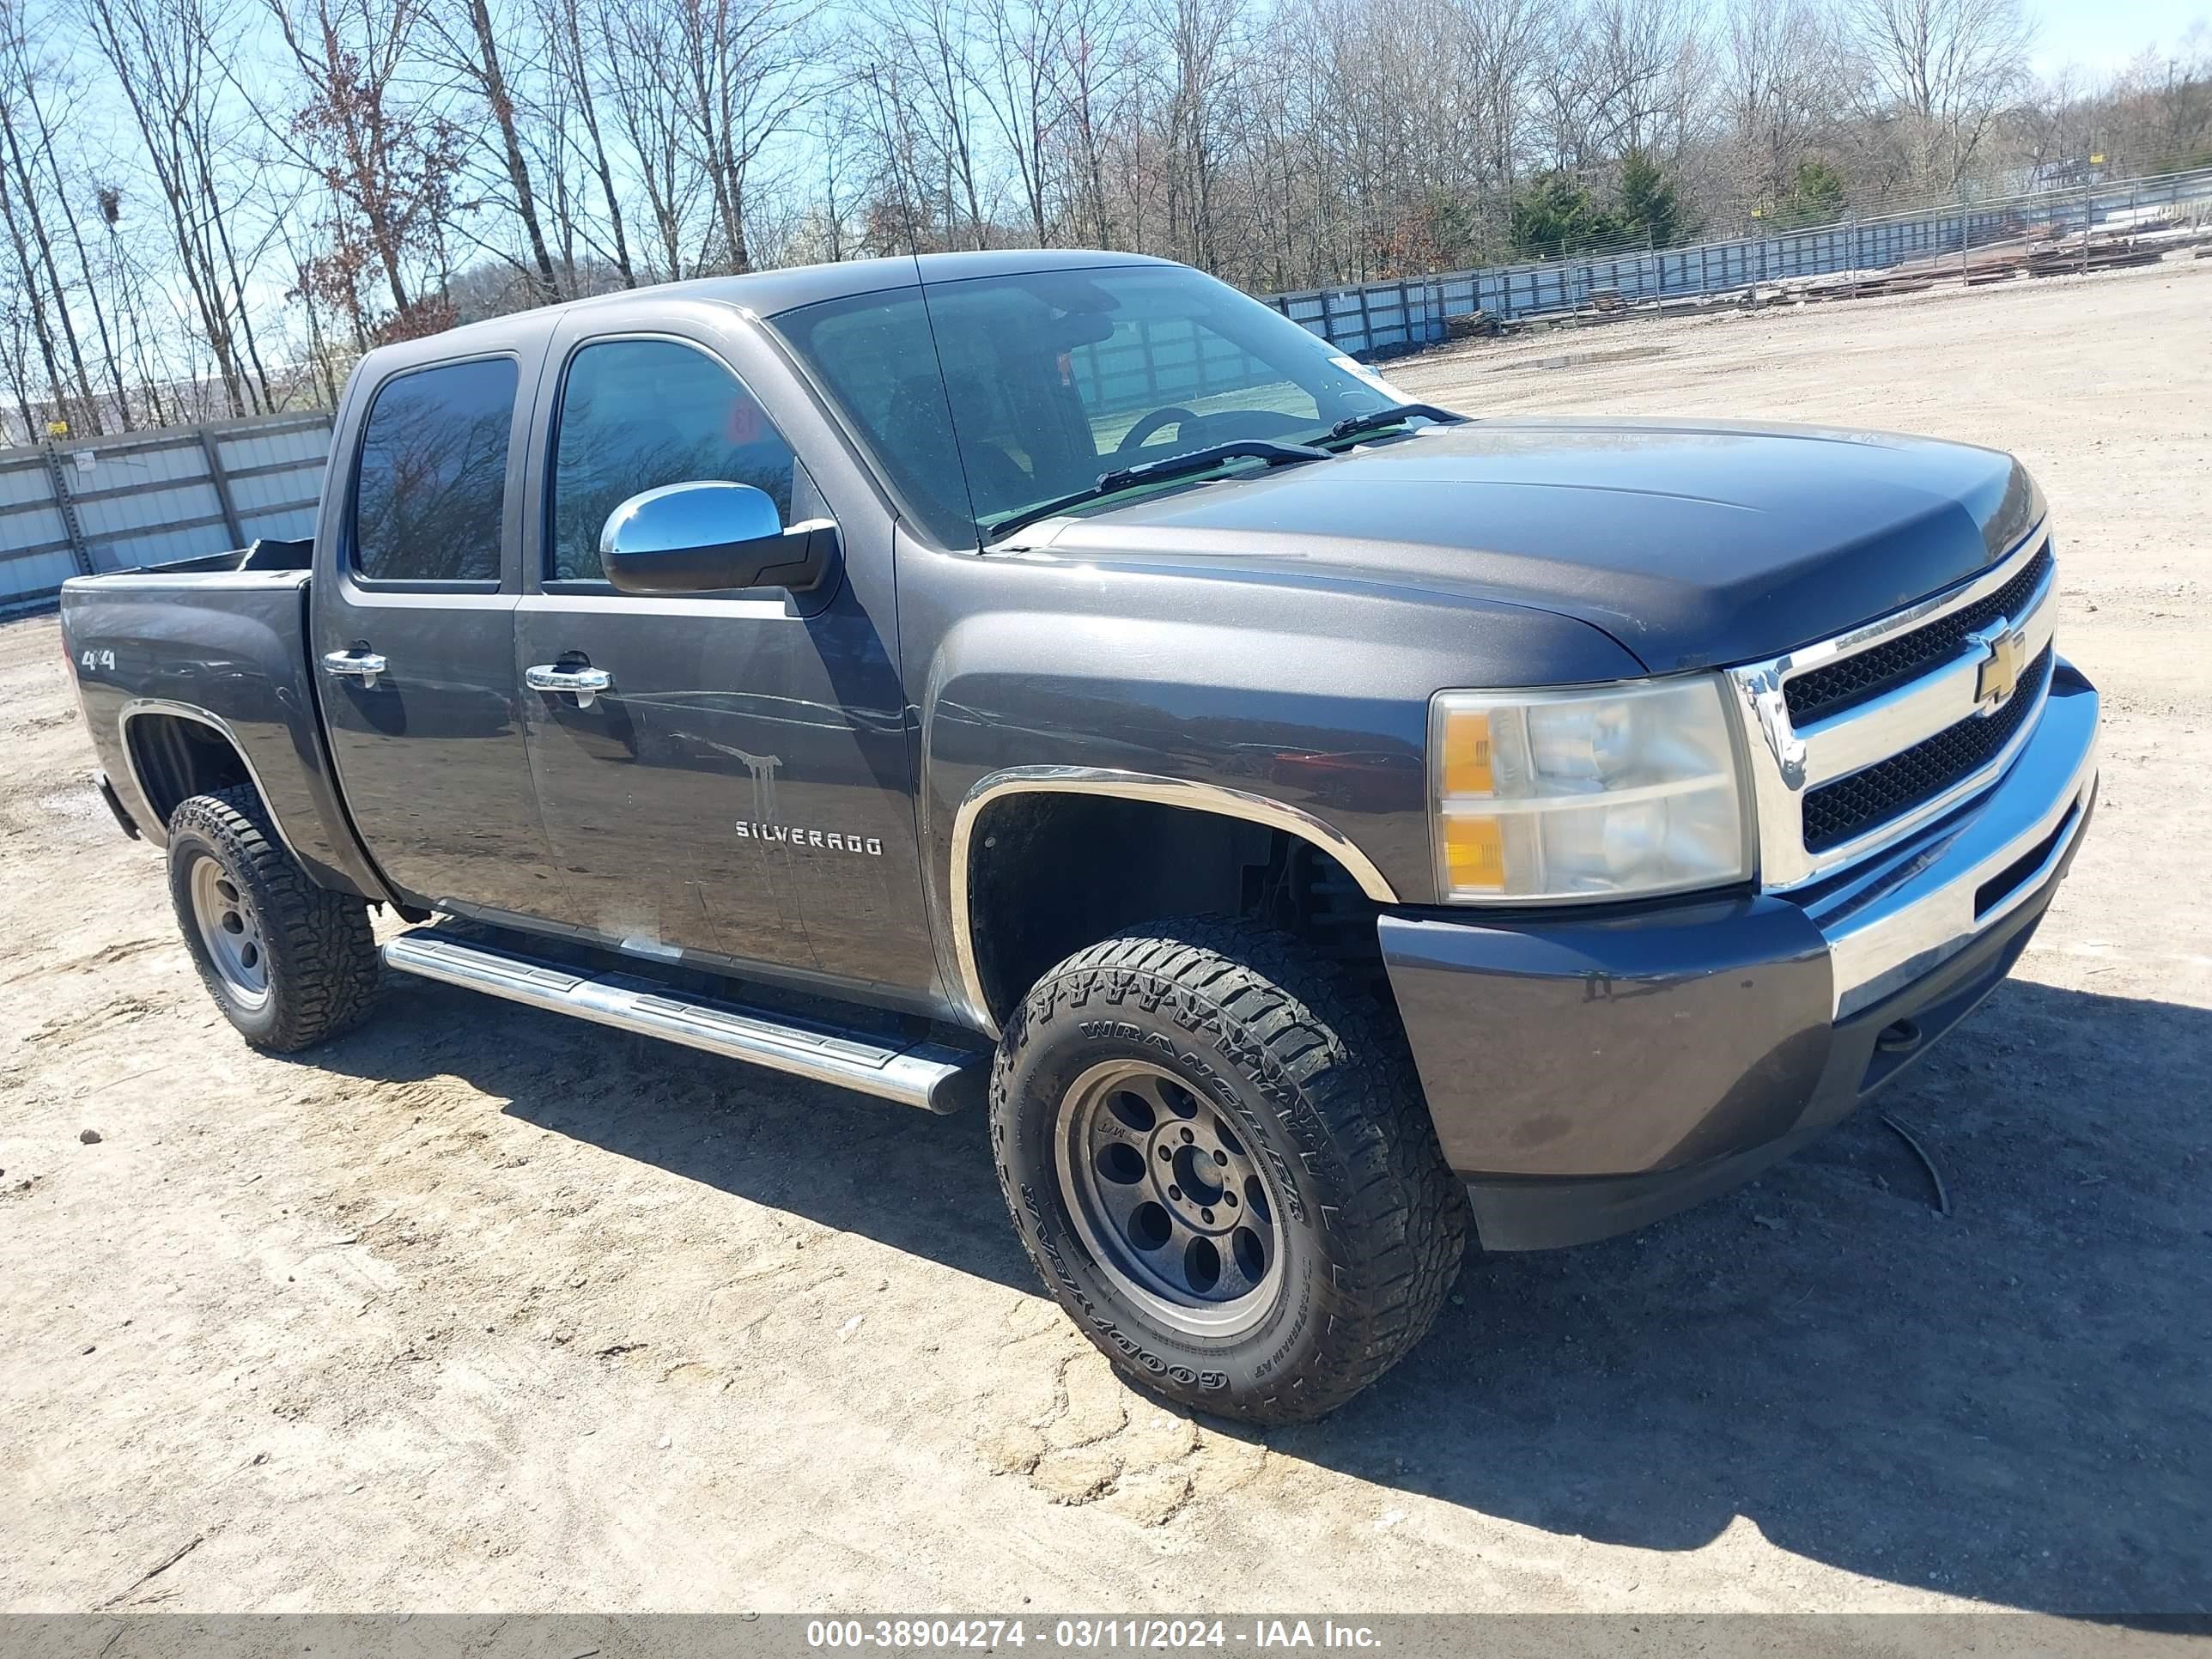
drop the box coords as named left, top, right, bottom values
left=1114, top=405, right=1201, bottom=456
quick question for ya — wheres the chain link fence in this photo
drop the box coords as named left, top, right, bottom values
left=1261, top=165, right=2212, bottom=356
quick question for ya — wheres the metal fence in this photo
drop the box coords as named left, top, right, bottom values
left=0, top=410, right=332, bottom=611
left=1262, top=164, right=2212, bottom=356
left=8, top=164, right=2209, bottom=609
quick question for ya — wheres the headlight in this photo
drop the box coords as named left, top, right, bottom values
left=1430, top=677, right=1751, bottom=902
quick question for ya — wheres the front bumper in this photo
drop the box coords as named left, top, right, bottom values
left=1380, top=659, right=2100, bottom=1251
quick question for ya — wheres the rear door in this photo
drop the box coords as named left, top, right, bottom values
left=512, top=309, right=936, bottom=997
left=314, top=351, right=568, bottom=919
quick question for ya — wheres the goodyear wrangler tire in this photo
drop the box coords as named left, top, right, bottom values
left=990, top=917, right=1468, bottom=1424
left=167, top=786, right=381, bottom=1053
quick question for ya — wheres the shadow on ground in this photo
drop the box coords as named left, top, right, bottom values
left=303, top=974, right=2210, bottom=1615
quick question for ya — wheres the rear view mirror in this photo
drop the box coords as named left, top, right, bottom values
left=599, top=481, right=834, bottom=595
left=1044, top=310, right=1116, bottom=349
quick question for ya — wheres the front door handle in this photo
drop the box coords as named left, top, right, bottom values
left=321, top=647, right=389, bottom=690
left=526, top=663, right=613, bottom=710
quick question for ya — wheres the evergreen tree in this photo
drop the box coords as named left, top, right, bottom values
left=1616, top=151, right=1693, bottom=248
left=1773, top=158, right=1850, bottom=228
left=1509, top=173, right=1624, bottom=259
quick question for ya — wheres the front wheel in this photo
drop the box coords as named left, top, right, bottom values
left=167, top=786, right=381, bottom=1052
left=991, top=919, right=1468, bottom=1424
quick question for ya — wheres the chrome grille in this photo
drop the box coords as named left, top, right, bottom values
left=1802, top=646, right=2053, bottom=852
left=1724, top=526, right=2057, bottom=891
left=1784, top=545, right=2055, bottom=724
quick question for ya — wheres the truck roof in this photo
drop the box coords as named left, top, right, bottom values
left=355, top=248, right=1180, bottom=383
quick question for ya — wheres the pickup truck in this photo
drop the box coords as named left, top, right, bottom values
left=60, top=250, right=2100, bottom=1423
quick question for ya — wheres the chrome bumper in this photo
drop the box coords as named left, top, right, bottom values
left=1808, top=659, right=2099, bottom=1020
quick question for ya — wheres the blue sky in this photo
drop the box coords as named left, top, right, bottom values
left=2033, top=0, right=2209, bottom=74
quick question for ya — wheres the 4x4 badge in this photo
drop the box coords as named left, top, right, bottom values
left=1967, top=616, right=2028, bottom=712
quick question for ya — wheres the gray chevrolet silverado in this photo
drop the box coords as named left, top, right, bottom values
left=59, top=250, right=2099, bottom=1422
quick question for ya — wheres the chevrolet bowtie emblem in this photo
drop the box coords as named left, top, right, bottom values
left=1967, top=616, right=2028, bottom=711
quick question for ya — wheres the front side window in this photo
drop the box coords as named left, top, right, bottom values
left=547, top=337, right=796, bottom=581
left=351, top=356, right=517, bottom=582
left=762, top=293, right=972, bottom=549
left=769, top=264, right=1397, bottom=547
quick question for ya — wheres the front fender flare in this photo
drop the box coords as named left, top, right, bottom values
left=945, top=765, right=1401, bottom=1035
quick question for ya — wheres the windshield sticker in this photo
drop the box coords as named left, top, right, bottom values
left=1328, top=354, right=1413, bottom=402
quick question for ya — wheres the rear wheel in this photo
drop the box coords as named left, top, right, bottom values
left=167, top=786, right=380, bottom=1051
left=991, top=917, right=1468, bottom=1424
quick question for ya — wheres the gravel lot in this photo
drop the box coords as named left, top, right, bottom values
left=2, top=258, right=2208, bottom=1618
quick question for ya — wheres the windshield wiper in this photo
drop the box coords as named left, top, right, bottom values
left=1326, top=402, right=1468, bottom=445
left=984, top=439, right=1332, bottom=543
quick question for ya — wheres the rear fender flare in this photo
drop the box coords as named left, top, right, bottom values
left=119, top=700, right=316, bottom=869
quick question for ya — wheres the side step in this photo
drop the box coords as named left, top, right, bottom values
left=382, top=933, right=985, bottom=1114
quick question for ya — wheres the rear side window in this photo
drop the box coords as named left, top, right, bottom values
left=351, top=357, right=518, bottom=582
left=547, top=337, right=796, bottom=581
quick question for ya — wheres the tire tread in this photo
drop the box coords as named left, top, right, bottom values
left=991, top=915, right=1468, bottom=1424
left=168, top=786, right=380, bottom=1052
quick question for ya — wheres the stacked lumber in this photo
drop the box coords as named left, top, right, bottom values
left=1796, top=270, right=1937, bottom=301
left=2023, top=237, right=2169, bottom=276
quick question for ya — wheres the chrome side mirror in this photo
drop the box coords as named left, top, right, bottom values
left=599, top=481, right=832, bottom=595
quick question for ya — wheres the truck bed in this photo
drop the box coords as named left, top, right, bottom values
left=123, top=536, right=315, bottom=576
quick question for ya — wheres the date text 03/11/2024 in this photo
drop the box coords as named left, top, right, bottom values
left=804, top=1620, right=1383, bottom=1650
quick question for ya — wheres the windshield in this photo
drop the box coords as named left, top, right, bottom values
left=769, top=263, right=1409, bottom=547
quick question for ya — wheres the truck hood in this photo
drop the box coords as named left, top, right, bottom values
left=1018, top=416, right=2044, bottom=673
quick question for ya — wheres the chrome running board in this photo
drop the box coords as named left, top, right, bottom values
left=382, top=932, right=983, bottom=1114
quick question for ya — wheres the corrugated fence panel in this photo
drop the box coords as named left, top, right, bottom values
left=87, top=522, right=237, bottom=574
left=4, top=549, right=79, bottom=597
left=0, top=453, right=76, bottom=608
left=0, top=455, right=50, bottom=510
left=0, top=410, right=335, bottom=608
left=221, top=416, right=330, bottom=542
left=214, top=419, right=328, bottom=475
left=228, top=467, right=307, bottom=512
left=0, top=500, right=67, bottom=550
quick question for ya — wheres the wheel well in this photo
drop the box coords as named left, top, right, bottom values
left=963, top=793, right=1387, bottom=1026
left=124, top=714, right=252, bottom=830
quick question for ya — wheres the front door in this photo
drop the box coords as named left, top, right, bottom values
left=514, top=322, right=936, bottom=998
left=314, top=351, right=567, bottom=920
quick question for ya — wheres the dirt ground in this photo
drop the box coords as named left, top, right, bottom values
left=2, top=259, right=2208, bottom=1619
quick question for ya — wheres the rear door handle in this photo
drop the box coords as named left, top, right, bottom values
left=526, top=663, right=613, bottom=710
left=321, top=648, right=389, bottom=690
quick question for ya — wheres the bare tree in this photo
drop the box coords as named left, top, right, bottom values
left=538, top=0, right=637, bottom=284
left=595, top=0, right=709, bottom=278
left=854, top=0, right=994, bottom=250
left=80, top=0, right=264, bottom=411
left=663, top=0, right=817, bottom=273
left=8, top=0, right=2208, bottom=447
left=1722, top=0, right=1838, bottom=202
left=0, top=3, right=125, bottom=430
left=974, top=0, right=1071, bottom=244
left=2096, top=29, right=2212, bottom=173
left=1839, top=0, right=2033, bottom=185
left=421, top=0, right=563, bottom=302
left=263, top=0, right=463, bottom=331
left=1152, top=0, right=1243, bottom=269
left=1045, top=0, right=1134, bottom=247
